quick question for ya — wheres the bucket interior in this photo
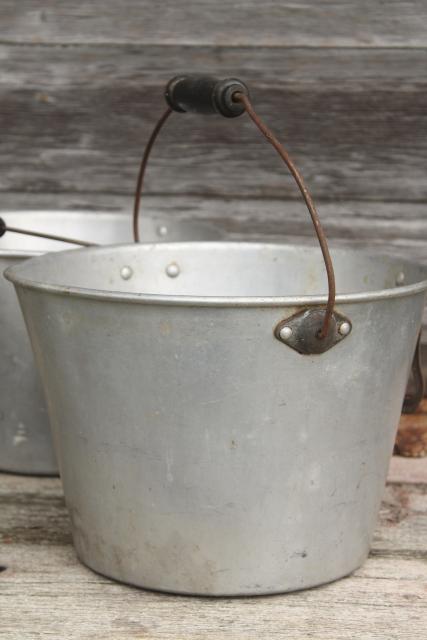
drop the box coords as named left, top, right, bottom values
left=0, top=211, right=221, bottom=253
left=7, top=242, right=427, bottom=300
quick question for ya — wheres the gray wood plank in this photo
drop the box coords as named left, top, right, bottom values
left=1, top=45, right=426, bottom=202
left=2, top=194, right=427, bottom=249
left=374, top=483, right=427, bottom=557
left=2, top=44, right=426, bottom=91
left=1, top=1, right=427, bottom=47
left=389, top=455, right=427, bottom=483
left=1, top=463, right=425, bottom=638
left=1, top=548, right=426, bottom=640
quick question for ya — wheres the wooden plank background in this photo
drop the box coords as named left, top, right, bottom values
left=2, top=1, right=427, bottom=46
left=1, top=7, right=427, bottom=635
left=0, top=3, right=426, bottom=268
left=1, top=459, right=427, bottom=639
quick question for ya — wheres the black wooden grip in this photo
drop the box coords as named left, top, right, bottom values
left=164, top=75, right=249, bottom=118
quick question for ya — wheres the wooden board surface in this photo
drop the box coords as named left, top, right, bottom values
left=1, top=1, right=427, bottom=47
left=0, top=457, right=426, bottom=639
left=1, top=44, right=427, bottom=202
left=1, top=2, right=427, bottom=256
left=3, top=194, right=427, bottom=260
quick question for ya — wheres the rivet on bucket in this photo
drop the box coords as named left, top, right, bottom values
left=396, top=271, right=406, bottom=286
left=120, top=266, right=133, bottom=280
left=165, top=262, right=180, bottom=278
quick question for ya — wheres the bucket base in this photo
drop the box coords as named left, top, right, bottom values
left=75, top=549, right=367, bottom=597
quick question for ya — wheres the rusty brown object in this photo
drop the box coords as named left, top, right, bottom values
left=395, top=398, right=427, bottom=458
left=132, top=89, right=336, bottom=339
left=132, top=107, right=173, bottom=243
left=402, top=333, right=424, bottom=414
left=233, top=92, right=336, bottom=340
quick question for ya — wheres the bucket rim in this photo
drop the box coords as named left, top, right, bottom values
left=0, top=210, right=126, bottom=259
left=0, top=210, right=223, bottom=258
left=5, top=241, right=427, bottom=308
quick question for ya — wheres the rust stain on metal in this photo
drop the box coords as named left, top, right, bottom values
left=403, top=333, right=424, bottom=414
left=395, top=399, right=427, bottom=458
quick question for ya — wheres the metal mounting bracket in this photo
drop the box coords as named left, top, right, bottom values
left=275, top=308, right=352, bottom=355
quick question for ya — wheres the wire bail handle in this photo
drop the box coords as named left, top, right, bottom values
left=0, top=216, right=95, bottom=247
left=133, top=75, right=340, bottom=348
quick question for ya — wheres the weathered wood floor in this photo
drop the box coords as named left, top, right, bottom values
left=0, top=456, right=426, bottom=639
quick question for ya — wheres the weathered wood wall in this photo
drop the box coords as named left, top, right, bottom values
left=1, top=2, right=426, bottom=258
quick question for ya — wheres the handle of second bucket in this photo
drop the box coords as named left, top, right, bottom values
left=0, top=217, right=95, bottom=247
left=132, top=75, right=336, bottom=341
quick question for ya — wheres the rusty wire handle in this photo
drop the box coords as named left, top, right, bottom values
left=233, top=92, right=336, bottom=339
left=132, top=75, right=336, bottom=338
left=133, top=107, right=173, bottom=243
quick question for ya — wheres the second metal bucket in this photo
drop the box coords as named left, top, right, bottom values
left=5, top=241, right=426, bottom=594
left=0, top=211, right=222, bottom=475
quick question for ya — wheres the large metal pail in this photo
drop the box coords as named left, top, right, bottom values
left=5, top=241, right=427, bottom=595
left=0, top=212, right=222, bottom=475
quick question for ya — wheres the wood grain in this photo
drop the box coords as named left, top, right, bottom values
left=1, top=550, right=426, bottom=640
left=2, top=44, right=426, bottom=90
left=1, top=45, right=426, bottom=201
left=389, top=454, right=427, bottom=483
left=3, top=194, right=427, bottom=252
left=1, top=461, right=426, bottom=640
left=1, top=1, right=427, bottom=47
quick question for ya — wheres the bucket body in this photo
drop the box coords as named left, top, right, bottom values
left=0, top=212, right=222, bottom=474
left=6, top=242, right=427, bottom=594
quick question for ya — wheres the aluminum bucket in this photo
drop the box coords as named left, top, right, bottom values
left=5, top=241, right=427, bottom=595
left=0, top=212, right=222, bottom=475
